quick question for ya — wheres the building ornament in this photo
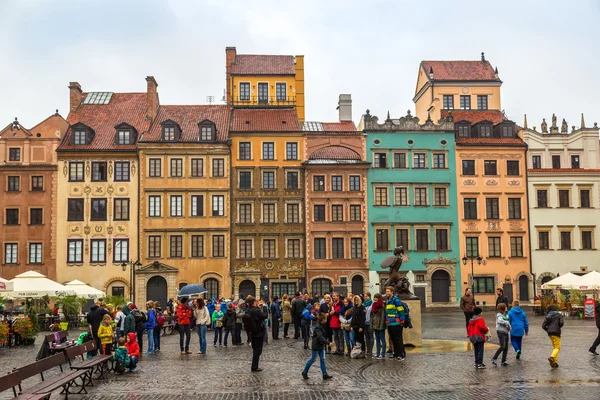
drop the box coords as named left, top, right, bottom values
left=85, top=160, right=90, bottom=177
left=363, top=109, right=454, bottom=131
left=463, top=179, right=477, bottom=186
left=507, top=180, right=520, bottom=187
left=131, top=162, right=136, bottom=176
left=423, top=254, right=458, bottom=265
left=561, top=119, right=568, bottom=133
left=485, top=179, right=499, bottom=186
left=488, top=222, right=500, bottom=230
left=509, top=221, right=523, bottom=231
left=550, top=114, right=558, bottom=133
left=63, top=162, right=68, bottom=177
left=466, top=222, right=478, bottom=231
left=84, top=185, right=91, bottom=195
left=541, top=118, right=548, bottom=133
left=108, top=161, right=113, bottom=178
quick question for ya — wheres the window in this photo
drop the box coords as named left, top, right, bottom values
left=31, top=176, right=43, bottom=191
left=537, top=190, right=548, bottom=208
left=258, top=83, right=268, bottom=102
left=462, top=160, right=475, bottom=175
left=414, top=187, right=428, bottom=206
left=191, top=195, right=204, bottom=217
left=200, top=125, right=214, bottom=141
left=350, top=205, right=361, bottom=221
left=212, top=235, right=225, bottom=257
left=74, top=130, right=87, bottom=145
left=29, top=243, right=42, bottom=264
left=91, top=162, right=107, bottom=181
left=170, top=158, right=183, bottom=177
left=149, top=196, right=161, bottom=217
left=558, top=190, right=570, bottom=208
left=276, top=83, right=287, bottom=101
left=114, top=239, right=129, bottom=262
left=4, top=243, right=17, bottom=264
left=532, top=156, right=541, bottom=169
left=163, top=126, right=176, bottom=141
left=332, top=238, right=344, bottom=259
left=457, top=124, right=470, bottom=138
left=263, top=171, right=275, bottom=189
left=212, top=159, right=225, bottom=177
left=373, top=153, right=387, bottom=168
left=69, top=162, right=84, bottom=181
left=262, top=203, right=276, bottom=223
left=239, top=142, right=251, bottom=160
left=571, top=155, right=580, bottom=169
left=484, top=160, right=497, bottom=175
left=375, top=187, right=388, bottom=206
left=443, top=95, right=454, bottom=109
left=538, top=231, right=550, bottom=250
left=434, top=188, right=447, bottom=206
left=313, top=176, right=325, bottom=191
left=191, top=236, right=204, bottom=257
left=30, top=208, right=43, bottom=225
left=582, top=231, right=593, bottom=250
left=488, top=237, right=501, bottom=257
left=477, top=95, right=488, bottom=110
left=394, top=187, right=409, bottom=206
left=286, top=142, right=298, bottom=160
left=314, top=238, right=326, bottom=259
left=170, top=235, right=183, bottom=258
left=117, top=130, right=131, bottom=145
left=460, top=95, right=471, bottom=110
left=114, top=162, right=130, bottom=181
left=501, top=125, right=514, bottom=138
left=263, top=142, right=274, bottom=160
left=286, top=203, right=299, bottom=223
left=331, top=205, right=343, bottom=222
left=479, top=124, right=492, bottom=137
left=314, top=205, right=325, bottom=221
left=287, top=171, right=299, bottom=189
left=212, top=195, right=224, bottom=217
left=413, top=153, right=426, bottom=169
left=349, top=176, right=360, bottom=191
left=396, top=229, right=409, bottom=249
left=415, top=229, right=429, bottom=251
left=68, top=199, right=84, bottom=221
left=552, top=155, right=561, bottom=169
left=204, top=278, right=219, bottom=300
left=474, top=277, right=494, bottom=294
left=239, top=203, right=253, bottom=223
left=6, top=209, right=19, bottom=225
left=506, top=198, right=521, bottom=220
left=148, top=236, right=161, bottom=258
left=331, top=176, right=342, bottom=191
left=8, top=176, right=19, bottom=191
left=149, top=158, right=162, bottom=177
left=393, top=153, right=407, bottom=169
left=510, top=237, right=524, bottom=257
left=263, top=239, right=276, bottom=258
left=287, top=239, right=301, bottom=258
left=486, top=198, right=499, bottom=219
left=112, top=287, right=125, bottom=297
left=91, top=199, right=107, bottom=221
left=239, top=83, right=250, bottom=101
left=8, top=148, right=21, bottom=161
left=190, top=159, right=203, bottom=177
left=580, top=189, right=591, bottom=208
left=376, top=229, right=389, bottom=251
left=170, top=195, right=183, bottom=217
left=433, top=153, right=446, bottom=169
left=351, top=238, right=363, bottom=259
left=239, top=239, right=253, bottom=259
left=435, top=229, right=448, bottom=251
left=113, top=199, right=129, bottom=221
left=506, top=161, right=520, bottom=176
left=90, top=239, right=106, bottom=263
left=560, top=231, right=571, bottom=250
left=466, top=237, right=479, bottom=257
left=239, top=171, right=252, bottom=189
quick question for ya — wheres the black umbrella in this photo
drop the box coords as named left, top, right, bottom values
left=177, top=284, right=207, bottom=298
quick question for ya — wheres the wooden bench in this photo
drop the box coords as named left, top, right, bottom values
left=0, top=371, right=50, bottom=400
left=64, top=340, right=113, bottom=381
left=162, top=316, right=178, bottom=336
left=14, top=353, right=88, bottom=400
left=44, top=331, right=68, bottom=346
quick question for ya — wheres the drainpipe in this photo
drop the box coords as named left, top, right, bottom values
left=227, top=135, right=233, bottom=298
left=524, top=143, right=534, bottom=301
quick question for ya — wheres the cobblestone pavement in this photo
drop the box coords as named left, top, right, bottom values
left=2, top=311, right=600, bottom=399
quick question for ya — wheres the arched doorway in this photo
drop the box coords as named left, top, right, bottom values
left=239, top=280, right=256, bottom=299
left=311, top=278, right=332, bottom=296
left=146, top=276, right=168, bottom=307
left=431, top=270, right=450, bottom=303
left=519, top=275, right=529, bottom=301
left=351, top=275, right=364, bottom=296
left=541, top=276, right=553, bottom=295
left=203, top=278, right=219, bottom=300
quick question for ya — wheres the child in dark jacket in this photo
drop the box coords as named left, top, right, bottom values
left=302, top=313, right=332, bottom=380
left=301, top=304, right=315, bottom=349
left=468, top=307, right=490, bottom=369
left=350, top=295, right=366, bottom=354
left=542, top=304, right=564, bottom=368
left=223, top=303, right=236, bottom=347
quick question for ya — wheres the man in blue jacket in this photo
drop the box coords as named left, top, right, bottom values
left=385, top=286, right=409, bottom=361
left=271, top=296, right=281, bottom=340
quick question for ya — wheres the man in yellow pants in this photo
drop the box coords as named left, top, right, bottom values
left=542, top=304, right=564, bottom=368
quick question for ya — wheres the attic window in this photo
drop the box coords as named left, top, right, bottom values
left=456, top=124, right=470, bottom=138
left=74, top=130, right=87, bottom=145
left=117, top=130, right=131, bottom=145
left=198, top=121, right=216, bottom=141
left=163, top=126, right=176, bottom=141
left=501, top=125, right=514, bottom=138
left=478, top=124, right=492, bottom=138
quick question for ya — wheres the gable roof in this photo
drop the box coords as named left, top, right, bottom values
left=59, top=93, right=150, bottom=151
left=421, top=60, right=497, bottom=81
left=230, top=54, right=295, bottom=75
left=230, top=109, right=301, bottom=132
left=309, top=146, right=361, bottom=161
left=141, top=105, right=231, bottom=142
left=0, top=119, right=32, bottom=138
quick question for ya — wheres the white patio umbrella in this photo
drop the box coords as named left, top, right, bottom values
left=64, top=280, right=106, bottom=299
left=541, top=272, right=582, bottom=290
left=5, top=270, right=74, bottom=299
left=0, top=277, right=14, bottom=292
left=576, top=271, right=600, bottom=290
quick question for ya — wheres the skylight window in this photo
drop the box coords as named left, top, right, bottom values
left=83, top=92, right=113, bottom=105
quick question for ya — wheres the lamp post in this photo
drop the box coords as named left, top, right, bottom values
left=121, top=260, right=142, bottom=302
left=462, top=254, right=483, bottom=300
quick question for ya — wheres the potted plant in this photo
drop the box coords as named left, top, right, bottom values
left=13, top=317, right=36, bottom=345
left=57, top=295, right=86, bottom=330
left=0, top=322, right=9, bottom=348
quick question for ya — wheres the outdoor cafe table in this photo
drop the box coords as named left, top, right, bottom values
left=49, top=339, right=77, bottom=354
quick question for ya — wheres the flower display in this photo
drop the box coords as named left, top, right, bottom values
left=13, top=317, right=36, bottom=339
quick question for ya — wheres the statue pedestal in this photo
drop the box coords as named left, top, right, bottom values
left=402, top=298, right=422, bottom=347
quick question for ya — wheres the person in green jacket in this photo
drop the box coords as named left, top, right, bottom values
left=212, top=303, right=224, bottom=346
left=122, top=305, right=136, bottom=334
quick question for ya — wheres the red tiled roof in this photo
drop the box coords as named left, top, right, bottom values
left=230, top=109, right=301, bottom=132
left=421, top=60, right=497, bottom=81
left=59, top=93, right=150, bottom=151
left=309, top=146, right=361, bottom=161
left=141, top=105, right=231, bottom=142
left=442, top=110, right=507, bottom=125
left=456, top=137, right=526, bottom=146
left=321, top=122, right=357, bottom=132
left=528, top=168, right=600, bottom=173
left=230, top=54, right=295, bottom=75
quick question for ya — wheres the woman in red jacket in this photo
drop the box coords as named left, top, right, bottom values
left=329, top=293, right=344, bottom=355
left=467, top=307, right=489, bottom=369
left=177, top=297, right=193, bottom=354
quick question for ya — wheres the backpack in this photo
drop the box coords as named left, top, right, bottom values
left=132, top=309, right=147, bottom=323
left=157, top=313, right=165, bottom=328
left=242, top=308, right=259, bottom=335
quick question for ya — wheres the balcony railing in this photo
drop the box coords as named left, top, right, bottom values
left=232, top=96, right=296, bottom=107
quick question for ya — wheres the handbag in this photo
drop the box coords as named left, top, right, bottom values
left=469, top=335, right=484, bottom=344
left=339, top=315, right=352, bottom=331
left=216, top=320, right=223, bottom=328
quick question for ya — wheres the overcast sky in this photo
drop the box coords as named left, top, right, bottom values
left=1, top=0, right=599, bottom=131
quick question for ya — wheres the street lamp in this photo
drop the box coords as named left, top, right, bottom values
left=121, top=260, right=142, bottom=301
left=462, top=254, right=483, bottom=299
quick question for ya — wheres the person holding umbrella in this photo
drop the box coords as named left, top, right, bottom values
left=177, top=297, right=193, bottom=354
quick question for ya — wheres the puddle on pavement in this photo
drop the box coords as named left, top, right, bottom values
left=405, top=339, right=499, bottom=354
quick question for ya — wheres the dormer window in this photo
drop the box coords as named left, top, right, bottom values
left=70, top=123, right=95, bottom=145
left=161, top=120, right=181, bottom=141
left=198, top=120, right=216, bottom=141
left=117, top=130, right=131, bottom=145
left=164, top=127, right=175, bottom=141
left=74, top=130, right=87, bottom=145
left=456, top=123, right=470, bottom=138
left=500, top=124, right=515, bottom=138
left=114, top=123, right=137, bottom=145
left=478, top=124, right=492, bottom=138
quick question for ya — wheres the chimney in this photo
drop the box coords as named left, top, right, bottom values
left=225, top=47, right=237, bottom=105
left=429, top=67, right=434, bottom=80
left=146, top=76, right=159, bottom=121
left=338, top=94, right=352, bottom=122
left=68, top=82, right=83, bottom=112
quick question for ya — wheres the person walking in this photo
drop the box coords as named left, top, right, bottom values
left=385, top=286, right=409, bottom=361
left=468, top=307, right=490, bottom=369
left=490, top=303, right=511, bottom=366
left=271, top=296, right=281, bottom=340
left=460, top=288, right=475, bottom=333
left=363, top=292, right=374, bottom=357
left=542, top=304, right=564, bottom=368
left=508, top=300, right=529, bottom=359
left=144, top=301, right=157, bottom=355
left=351, top=295, right=366, bottom=355
left=302, top=313, right=333, bottom=381
left=282, top=294, right=292, bottom=339
left=329, top=293, right=344, bottom=355
left=177, top=297, right=193, bottom=355
left=194, top=298, right=210, bottom=354
left=370, top=293, right=386, bottom=359
left=590, top=301, right=600, bottom=355
left=292, top=293, right=306, bottom=340
left=246, top=296, right=268, bottom=372
left=496, top=288, right=509, bottom=309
